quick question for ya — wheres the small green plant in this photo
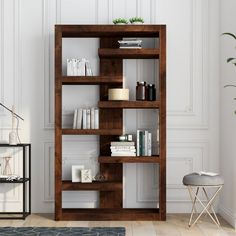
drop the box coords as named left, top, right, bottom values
left=129, top=17, right=144, bottom=24
left=112, top=18, right=128, bottom=24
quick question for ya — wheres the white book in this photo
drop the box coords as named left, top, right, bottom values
left=78, top=58, right=86, bottom=76
left=136, top=130, right=140, bottom=156
left=111, top=152, right=136, bottom=157
left=198, top=171, right=218, bottom=176
left=85, top=60, right=93, bottom=76
left=66, top=59, right=73, bottom=76
left=73, top=109, right=78, bottom=129
left=111, top=146, right=136, bottom=150
left=91, top=107, right=95, bottom=129
left=72, top=58, right=77, bottom=76
left=111, top=149, right=136, bottom=153
left=94, top=108, right=99, bottom=129
left=82, top=109, right=87, bottom=129
left=147, top=132, right=152, bottom=156
left=111, top=141, right=135, bottom=146
left=144, top=130, right=149, bottom=156
left=76, top=108, right=83, bottom=129
left=86, top=109, right=91, bottom=129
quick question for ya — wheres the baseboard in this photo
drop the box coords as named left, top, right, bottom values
left=219, top=205, right=236, bottom=228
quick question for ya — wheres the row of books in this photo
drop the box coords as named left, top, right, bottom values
left=136, top=130, right=152, bottom=156
left=110, top=141, right=136, bottom=156
left=118, top=38, right=142, bottom=49
left=73, top=108, right=99, bottom=129
left=67, top=58, right=93, bottom=76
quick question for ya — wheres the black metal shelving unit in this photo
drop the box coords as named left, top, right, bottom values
left=0, top=143, right=31, bottom=219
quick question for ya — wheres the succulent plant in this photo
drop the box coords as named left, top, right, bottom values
left=112, top=18, right=128, bottom=24
left=129, top=17, right=144, bottom=24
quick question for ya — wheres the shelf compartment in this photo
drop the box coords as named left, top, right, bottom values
left=98, top=101, right=160, bottom=109
left=62, top=181, right=122, bottom=191
left=62, top=76, right=123, bottom=85
left=99, top=48, right=159, bottom=59
left=99, top=156, right=160, bottom=163
left=61, top=208, right=160, bottom=221
left=62, top=129, right=122, bottom=135
left=0, top=178, right=30, bottom=184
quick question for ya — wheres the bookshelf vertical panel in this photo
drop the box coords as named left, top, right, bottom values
left=158, top=26, right=166, bottom=220
left=99, top=38, right=123, bottom=209
left=55, top=27, right=63, bottom=220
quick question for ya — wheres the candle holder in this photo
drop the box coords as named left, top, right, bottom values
left=3, top=156, right=13, bottom=176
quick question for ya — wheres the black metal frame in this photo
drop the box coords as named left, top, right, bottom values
left=0, top=143, right=31, bottom=219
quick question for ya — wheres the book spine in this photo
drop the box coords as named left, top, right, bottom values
left=67, top=59, right=73, bottom=76
left=86, top=109, right=91, bottom=129
left=72, top=58, right=77, bottom=76
left=144, top=130, right=148, bottom=156
left=76, top=108, right=83, bottom=129
left=147, top=132, right=152, bottom=156
left=111, top=153, right=136, bottom=157
left=136, top=130, right=140, bottom=156
left=73, top=109, right=78, bottom=129
left=111, top=146, right=135, bottom=150
left=111, top=142, right=135, bottom=146
left=94, top=108, right=99, bottom=129
left=91, top=107, right=95, bottom=129
left=82, top=109, right=87, bottom=129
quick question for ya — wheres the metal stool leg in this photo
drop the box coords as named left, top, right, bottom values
left=188, top=185, right=222, bottom=227
left=188, top=186, right=199, bottom=226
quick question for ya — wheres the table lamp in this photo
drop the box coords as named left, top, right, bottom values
left=0, top=103, right=24, bottom=145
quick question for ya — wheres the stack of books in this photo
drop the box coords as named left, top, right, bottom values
left=73, top=107, right=99, bottom=129
left=118, top=38, right=142, bottom=49
left=110, top=141, right=136, bottom=156
left=67, top=58, right=93, bottom=76
left=136, top=130, right=152, bottom=156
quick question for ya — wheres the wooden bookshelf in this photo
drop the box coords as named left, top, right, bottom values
left=55, top=24, right=166, bottom=221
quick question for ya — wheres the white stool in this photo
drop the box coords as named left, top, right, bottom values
left=183, top=173, right=224, bottom=227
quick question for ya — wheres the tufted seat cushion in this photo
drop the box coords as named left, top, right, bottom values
left=183, top=173, right=224, bottom=186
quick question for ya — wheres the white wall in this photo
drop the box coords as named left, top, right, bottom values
left=219, top=0, right=236, bottom=228
left=0, top=0, right=220, bottom=215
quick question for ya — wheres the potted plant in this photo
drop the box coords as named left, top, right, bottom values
left=129, top=17, right=144, bottom=24
left=112, top=18, right=128, bottom=25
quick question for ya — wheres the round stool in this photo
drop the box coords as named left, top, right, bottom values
left=183, top=172, right=224, bottom=227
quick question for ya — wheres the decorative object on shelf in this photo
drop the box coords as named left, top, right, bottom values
left=108, top=88, right=129, bottom=101
left=71, top=165, right=84, bottom=182
left=129, top=17, right=144, bottom=24
left=81, top=169, right=92, bottom=183
left=0, top=103, right=24, bottom=145
left=136, top=81, right=147, bottom=100
left=67, top=58, right=93, bottom=76
left=147, top=84, right=156, bottom=101
left=112, top=18, right=128, bottom=25
left=93, top=172, right=106, bottom=182
left=0, top=174, right=21, bottom=181
left=118, top=134, right=133, bottom=141
left=118, top=38, right=142, bottom=49
left=3, top=156, right=12, bottom=175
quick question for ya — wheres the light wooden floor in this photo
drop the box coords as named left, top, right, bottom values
left=0, top=214, right=235, bottom=236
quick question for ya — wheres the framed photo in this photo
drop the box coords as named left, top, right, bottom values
left=71, top=165, right=84, bottom=182
left=81, top=169, right=92, bottom=183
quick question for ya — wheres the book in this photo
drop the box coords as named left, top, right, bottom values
left=77, top=59, right=86, bottom=76
left=90, top=107, right=95, bottom=129
left=82, top=109, right=87, bottom=129
left=197, top=171, right=218, bottom=176
left=86, top=109, right=91, bottom=129
left=76, top=108, right=83, bottom=129
left=73, top=109, right=78, bottom=129
left=94, top=108, right=99, bottom=129
left=85, top=60, right=93, bottom=76
left=111, top=152, right=136, bottom=157
left=111, top=141, right=135, bottom=146
left=119, top=46, right=142, bottom=49
left=147, top=132, right=152, bottom=156
left=144, top=130, right=149, bottom=156
left=111, top=149, right=136, bottom=153
left=66, top=59, right=73, bottom=76
left=111, top=146, right=136, bottom=150
left=136, top=130, right=140, bottom=156
left=72, top=58, right=77, bottom=76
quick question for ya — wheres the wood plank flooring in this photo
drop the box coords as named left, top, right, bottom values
left=0, top=214, right=235, bottom=236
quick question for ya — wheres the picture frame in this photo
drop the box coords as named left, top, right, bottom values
left=71, top=165, right=84, bottom=182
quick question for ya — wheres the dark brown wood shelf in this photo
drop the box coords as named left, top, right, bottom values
left=62, top=76, right=122, bottom=85
left=98, top=156, right=160, bottom=163
left=55, top=24, right=166, bottom=221
left=62, top=129, right=122, bottom=135
left=98, top=101, right=160, bottom=109
left=99, top=48, right=159, bottom=59
left=61, top=208, right=160, bottom=221
left=62, top=181, right=122, bottom=191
